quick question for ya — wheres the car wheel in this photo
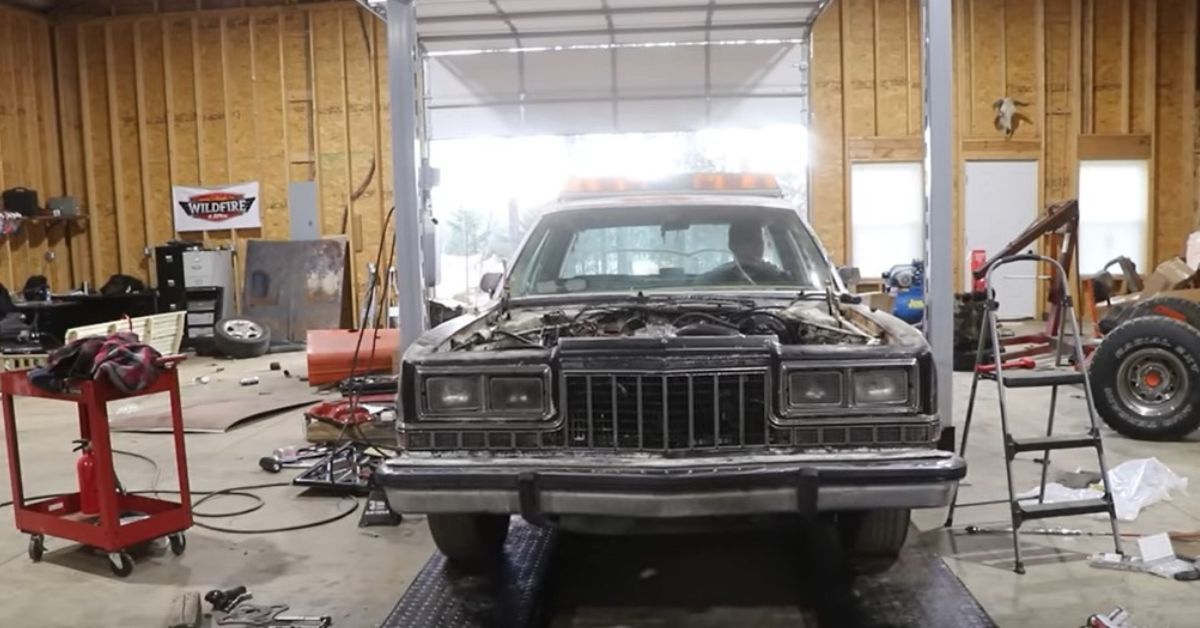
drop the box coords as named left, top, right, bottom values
left=213, top=318, right=271, bottom=359
left=1090, top=316, right=1200, bottom=440
left=427, top=514, right=510, bottom=572
left=838, top=508, right=910, bottom=575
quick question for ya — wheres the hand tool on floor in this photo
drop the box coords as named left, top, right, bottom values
left=268, top=616, right=332, bottom=628
left=259, top=445, right=330, bottom=473
left=216, top=603, right=289, bottom=626
left=205, top=586, right=250, bottom=613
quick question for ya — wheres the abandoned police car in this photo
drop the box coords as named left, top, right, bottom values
left=378, top=174, right=965, bottom=573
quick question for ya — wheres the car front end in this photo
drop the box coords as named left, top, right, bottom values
left=376, top=181, right=964, bottom=570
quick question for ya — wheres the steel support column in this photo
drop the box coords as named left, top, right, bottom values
left=389, top=0, right=427, bottom=351
left=923, top=0, right=954, bottom=426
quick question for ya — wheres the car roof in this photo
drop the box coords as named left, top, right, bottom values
left=543, top=193, right=801, bottom=216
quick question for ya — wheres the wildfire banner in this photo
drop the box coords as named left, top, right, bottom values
left=172, top=182, right=263, bottom=232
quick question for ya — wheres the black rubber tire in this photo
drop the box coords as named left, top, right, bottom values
left=838, top=509, right=910, bottom=575
left=169, top=533, right=186, bottom=556
left=1097, top=304, right=1134, bottom=335
left=1100, top=296, right=1200, bottom=336
left=427, top=514, right=510, bottom=573
left=1090, top=316, right=1200, bottom=440
left=1131, top=296, right=1200, bottom=328
left=109, top=551, right=134, bottom=578
left=28, top=535, right=44, bottom=563
left=213, top=318, right=271, bottom=359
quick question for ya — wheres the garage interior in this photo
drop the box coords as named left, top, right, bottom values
left=0, top=0, right=1198, bottom=626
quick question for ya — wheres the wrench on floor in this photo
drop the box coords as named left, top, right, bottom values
left=267, top=617, right=332, bottom=628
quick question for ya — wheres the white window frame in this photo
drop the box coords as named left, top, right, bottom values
left=1077, top=159, right=1150, bottom=276
left=849, top=161, right=927, bottom=279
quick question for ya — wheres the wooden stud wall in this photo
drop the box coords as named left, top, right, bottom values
left=4, top=0, right=1195, bottom=308
left=810, top=0, right=925, bottom=266
left=0, top=5, right=68, bottom=292
left=811, top=0, right=1197, bottom=288
left=50, top=2, right=389, bottom=309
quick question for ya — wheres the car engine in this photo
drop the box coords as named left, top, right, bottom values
left=447, top=300, right=881, bottom=352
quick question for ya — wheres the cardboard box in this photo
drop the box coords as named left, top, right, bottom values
left=1141, top=258, right=1195, bottom=295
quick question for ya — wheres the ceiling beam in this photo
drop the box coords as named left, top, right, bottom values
left=421, top=20, right=811, bottom=44
left=418, top=1, right=820, bottom=25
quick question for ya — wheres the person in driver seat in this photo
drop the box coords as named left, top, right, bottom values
left=707, top=220, right=790, bottom=284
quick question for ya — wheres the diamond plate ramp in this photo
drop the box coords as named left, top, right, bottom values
left=384, top=520, right=995, bottom=628
left=382, top=520, right=556, bottom=628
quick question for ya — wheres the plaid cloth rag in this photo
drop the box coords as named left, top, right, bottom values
left=30, top=331, right=162, bottom=394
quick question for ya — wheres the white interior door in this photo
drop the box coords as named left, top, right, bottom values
left=964, top=161, right=1039, bottom=319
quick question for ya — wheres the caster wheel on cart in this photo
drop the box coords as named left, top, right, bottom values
left=28, top=535, right=45, bottom=563
left=168, top=533, right=186, bottom=556
left=108, top=551, right=134, bottom=578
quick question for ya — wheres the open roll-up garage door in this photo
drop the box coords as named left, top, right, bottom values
left=425, top=38, right=810, bottom=138
left=362, top=1, right=824, bottom=139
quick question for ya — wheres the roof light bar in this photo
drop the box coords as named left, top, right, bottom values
left=561, top=173, right=781, bottom=200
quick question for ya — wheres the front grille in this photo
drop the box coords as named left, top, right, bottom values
left=562, top=371, right=769, bottom=450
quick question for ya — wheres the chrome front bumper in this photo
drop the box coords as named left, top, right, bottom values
left=377, top=449, right=965, bottom=519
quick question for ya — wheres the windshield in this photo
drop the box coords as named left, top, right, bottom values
left=507, top=204, right=833, bottom=297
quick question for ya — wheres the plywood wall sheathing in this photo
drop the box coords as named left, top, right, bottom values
left=45, top=4, right=396, bottom=308
left=811, top=0, right=1197, bottom=292
left=1, top=0, right=1193, bottom=312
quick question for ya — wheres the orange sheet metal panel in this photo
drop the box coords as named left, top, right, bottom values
left=306, top=329, right=400, bottom=387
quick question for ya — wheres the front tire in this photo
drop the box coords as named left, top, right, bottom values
left=1090, top=316, right=1200, bottom=440
left=427, top=514, right=510, bottom=572
left=839, top=509, right=910, bottom=574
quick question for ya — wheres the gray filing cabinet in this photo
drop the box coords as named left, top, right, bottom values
left=181, top=250, right=236, bottom=321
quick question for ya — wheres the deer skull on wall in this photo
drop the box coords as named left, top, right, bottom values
left=993, top=97, right=1031, bottom=138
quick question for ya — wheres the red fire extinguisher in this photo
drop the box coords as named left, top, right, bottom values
left=73, top=439, right=98, bottom=516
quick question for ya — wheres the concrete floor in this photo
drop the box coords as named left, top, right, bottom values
left=1, top=353, right=1198, bottom=627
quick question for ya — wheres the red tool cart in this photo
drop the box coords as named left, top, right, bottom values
left=1, top=359, right=192, bottom=577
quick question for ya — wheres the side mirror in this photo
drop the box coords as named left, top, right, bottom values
left=479, top=272, right=502, bottom=296
left=837, top=266, right=861, bottom=286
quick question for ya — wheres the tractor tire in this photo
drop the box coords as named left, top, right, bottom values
left=1090, top=316, right=1200, bottom=440
left=427, top=514, right=510, bottom=573
left=213, top=318, right=271, bottom=359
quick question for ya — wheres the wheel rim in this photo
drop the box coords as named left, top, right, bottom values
left=222, top=319, right=264, bottom=340
left=1116, top=347, right=1190, bottom=418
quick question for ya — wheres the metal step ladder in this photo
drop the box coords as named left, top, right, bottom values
left=944, top=253, right=1123, bottom=574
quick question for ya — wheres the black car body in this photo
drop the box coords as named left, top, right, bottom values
left=378, top=187, right=964, bottom=570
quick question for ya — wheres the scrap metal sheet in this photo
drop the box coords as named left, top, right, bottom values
left=242, top=238, right=350, bottom=343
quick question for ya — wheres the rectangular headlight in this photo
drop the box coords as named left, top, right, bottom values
left=788, top=371, right=842, bottom=406
left=426, top=376, right=482, bottom=412
left=490, top=377, right=545, bottom=412
left=853, top=369, right=909, bottom=405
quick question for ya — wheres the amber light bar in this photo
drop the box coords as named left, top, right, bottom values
left=562, top=172, right=782, bottom=199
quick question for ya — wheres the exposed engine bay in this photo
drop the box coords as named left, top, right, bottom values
left=447, top=297, right=883, bottom=352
